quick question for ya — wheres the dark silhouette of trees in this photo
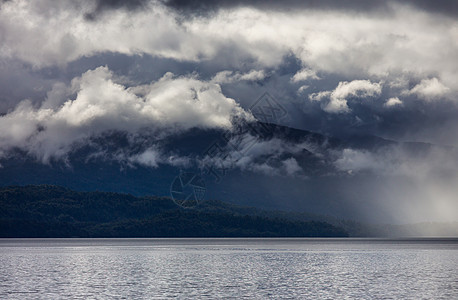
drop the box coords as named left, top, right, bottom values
left=0, top=185, right=348, bottom=238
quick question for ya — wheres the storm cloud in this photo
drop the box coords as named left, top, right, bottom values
left=1, top=0, right=457, bottom=149
left=0, top=0, right=457, bottom=222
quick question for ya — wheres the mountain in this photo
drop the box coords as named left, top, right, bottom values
left=0, top=121, right=455, bottom=223
left=0, top=185, right=348, bottom=238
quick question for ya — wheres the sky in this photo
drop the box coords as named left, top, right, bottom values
left=0, top=0, right=457, bottom=222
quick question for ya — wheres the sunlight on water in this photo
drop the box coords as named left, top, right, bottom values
left=1, top=238, right=457, bottom=299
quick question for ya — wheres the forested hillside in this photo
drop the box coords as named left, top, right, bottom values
left=0, top=185, right=348, bottom=238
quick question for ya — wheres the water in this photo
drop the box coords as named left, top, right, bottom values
left=1, top=238, right=457, bottom=299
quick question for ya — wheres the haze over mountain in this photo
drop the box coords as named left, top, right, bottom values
left=1, top=121, right=457, bottom=225
left=2, top=185, right=456, bottom=237
left=0, top=0, right=457, bottom=228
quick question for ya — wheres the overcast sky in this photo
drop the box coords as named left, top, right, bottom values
left=1, top=0, right=458, bottom=222
left=1, top=0, right=457, bottom=146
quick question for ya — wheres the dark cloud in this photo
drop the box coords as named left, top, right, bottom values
left=0, top=59, right=57, bottom=113
left=163, top=0, right=389, bottom=18
left=164, top=0, right=458, bottom=18
left=94, top=0, right=148, bottom=10
left=406, top=0, right=458, bottom=17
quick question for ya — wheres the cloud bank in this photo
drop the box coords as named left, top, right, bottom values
left=0, top=66, right=249, bottom=162
left=1, top=0, right=457, bottom=90
left=1, top=0, right=457, bottom=145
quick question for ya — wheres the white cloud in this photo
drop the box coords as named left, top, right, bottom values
left=198, top=135, right=323, bottom=177
left=211, top=69, right=266, bottom=84
left=1, top=0, right=457, bottom=95
left=334, top=145, right=458, bottom=181
left=334, top=148, right=386, bottom=173
left=282, top=157, right=302, bottom=176
left=0, top=0, right=191, bottom=66
left=127, top=148, right=191, bottom=168
left=291, top=68, right=319, bottom=82
left=0, top=66, right=251, bottom=162
left=128, top=148, right=161, bottom=168
left=406, top=78, right=450, bottom=101
left=384, top=97, right=403, bottom=107
left=332, top=80, right=381, bottom=99
left=297, top=85, right=309, bottom=95
left=239, top=70, right=266, bottom=81
left=309, top=91, right=331, bottom=102
left=309, top=80, right=382, bottom=113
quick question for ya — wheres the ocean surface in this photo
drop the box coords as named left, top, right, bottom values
left=0, top=238, right=457, bottom=299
